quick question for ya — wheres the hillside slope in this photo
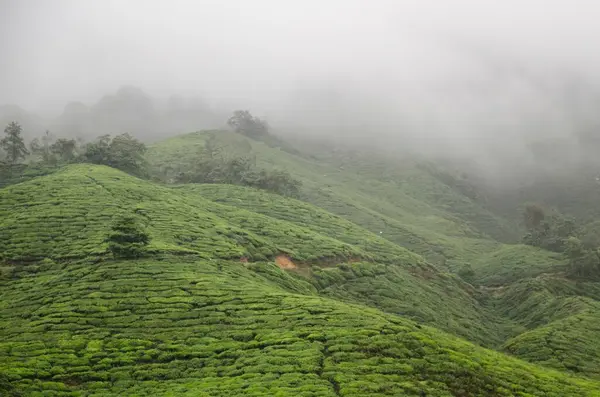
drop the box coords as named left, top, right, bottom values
left=0, top=164, right=507, bottom=346
left=2, top=139, right=600, bottom=393
left=147, top=131, right=516, bottom=269
left=146, top=131, right=600, bottom=378
left=2, top=256, right=600, bottom=396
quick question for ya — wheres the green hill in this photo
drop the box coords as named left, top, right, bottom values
left=2, top=131, right=600, bottom=394
left=145, top=130, right=600, bottom=378
left=2, top=256, right=599, bottom=396
left=146, top=131, right=515, bottom=269
left=0, top=165, right=509, bottom=346
left=489, top=275, right=600, bottom=378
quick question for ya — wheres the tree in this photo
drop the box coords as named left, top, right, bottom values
left=107, top=133, right=147, bottom=177
left=565, top=236, right=600, bottom=278
left=227, top=110, right=269, bottom=138
left=82, top=134, right=111, bottom=164
left=522, top=207, right=576, bottom=253
left=82, top=133, right=147, bottom=177
left=29, top=137, right=44, bottom=159
left=50, top=138, right=77, bottom=163
left=30, top=130, right=70, bottom=164
left=0, top=122, right=29, bottom=164
left=106, top=214, right=150, bottom=258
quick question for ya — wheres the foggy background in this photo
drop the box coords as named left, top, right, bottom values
left=2, top=0, right=600, bottom=176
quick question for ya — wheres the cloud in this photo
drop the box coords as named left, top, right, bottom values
left=2, top=0, right=600, bottom=174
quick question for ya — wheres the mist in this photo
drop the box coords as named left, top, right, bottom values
left=3, top=0, right=600, bottom=178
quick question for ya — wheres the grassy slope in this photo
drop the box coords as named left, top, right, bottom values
left=184, top=184, right=512, bottom=345
left=471, top=245, right=567, bottom=286
left=0, top=163, right=58, bottom=188
left=0, top=165, right=506, bottom=346
left=146, top=131, right=600, bottom=378
left=146, top=131, right=513, bottom=268
left=483, top=275, right=600, bottom=379
left=1, top=257, right=599, bottom=396
left=0, top=164, right=365, bottom=263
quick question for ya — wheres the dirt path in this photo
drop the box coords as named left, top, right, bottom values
left=275, top=254, right=297, bottom=269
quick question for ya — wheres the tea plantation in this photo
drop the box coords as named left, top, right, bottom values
left=1, top=133, right=600, bottom=395
left=1, top=257, right=600, bottom=396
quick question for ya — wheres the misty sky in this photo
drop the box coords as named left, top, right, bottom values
left=2, top=0, right=599, bottom=109
left=2, top=0, right=600, bottom=165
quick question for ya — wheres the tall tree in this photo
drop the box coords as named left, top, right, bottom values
left=1, top=122, right=29, bottom=164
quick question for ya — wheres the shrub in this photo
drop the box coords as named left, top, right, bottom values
left=106, top=214, right=150, bottom=258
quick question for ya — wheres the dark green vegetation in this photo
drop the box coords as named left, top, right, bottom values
left=1, top=121, right=29, bottom=164
left=107, top=214, right=151, bottom=259
left=173, top=135, right=302, bottom=196
left=0, top=119, right=148, bottom=180
left=81, top=133, right=148, bottom=177
left=2, top=129, right=600, bottom=395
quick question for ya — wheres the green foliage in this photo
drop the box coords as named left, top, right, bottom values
left=579, top=220, right=600, bottom=249
left=0, top=122, right=29, bottom=164
left=5, top=129, right=600, bottom=394
left=470, top=244, right=566, bottom=286
left=188, top=184, right=510, bottom=345
left=496, top=275, right=600, bottom=378
left=0, top=163, right=58, bottom=188
left=175, top=135, right=301, bottom=196
left=457, top=263, right=475, bottom=283
left=520, top=207, right=600, bottom=279
left=146, top=130, right=517, bottom=269
left=0, top=165, right=362, bottom=263
left=107, top=214, right=150, bottom=258
left=522, top=208, right=576, bottom=252
left=0, top=258, right=599, bottom=396
left=50, top=138, right=77, bottom=163
left=145, top=130, right=600, bottom=376
left=29, top=130, right=54, bottom=164
left=227, top=110, right=269, bottom=138
left=0, top=373, right=22, bottom=396
left=565, top=237, right=600, bottom=278
left=82, top=133, right=147, bottom=177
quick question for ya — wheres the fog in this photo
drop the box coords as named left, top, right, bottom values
left=3, top=0, right=600, bottom=176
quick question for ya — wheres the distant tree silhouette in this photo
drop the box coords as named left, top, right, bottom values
left=227, top=110, right=269, bottom=138
left=1, top=122, right=29, bottom=164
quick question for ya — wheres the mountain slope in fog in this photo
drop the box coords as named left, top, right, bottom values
left=0, top=167, right=599, bottom=395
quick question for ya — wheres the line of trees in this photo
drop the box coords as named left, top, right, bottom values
left=2, top=114, right=300, bottom=197
left=174, top=134, right=302, bottom=197
left=0, top=121, right=147, bottom=177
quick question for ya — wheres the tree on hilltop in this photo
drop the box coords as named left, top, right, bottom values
left=227, top=110, right=269, bottom=138
left=82, top=133, right=147, bottom=177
